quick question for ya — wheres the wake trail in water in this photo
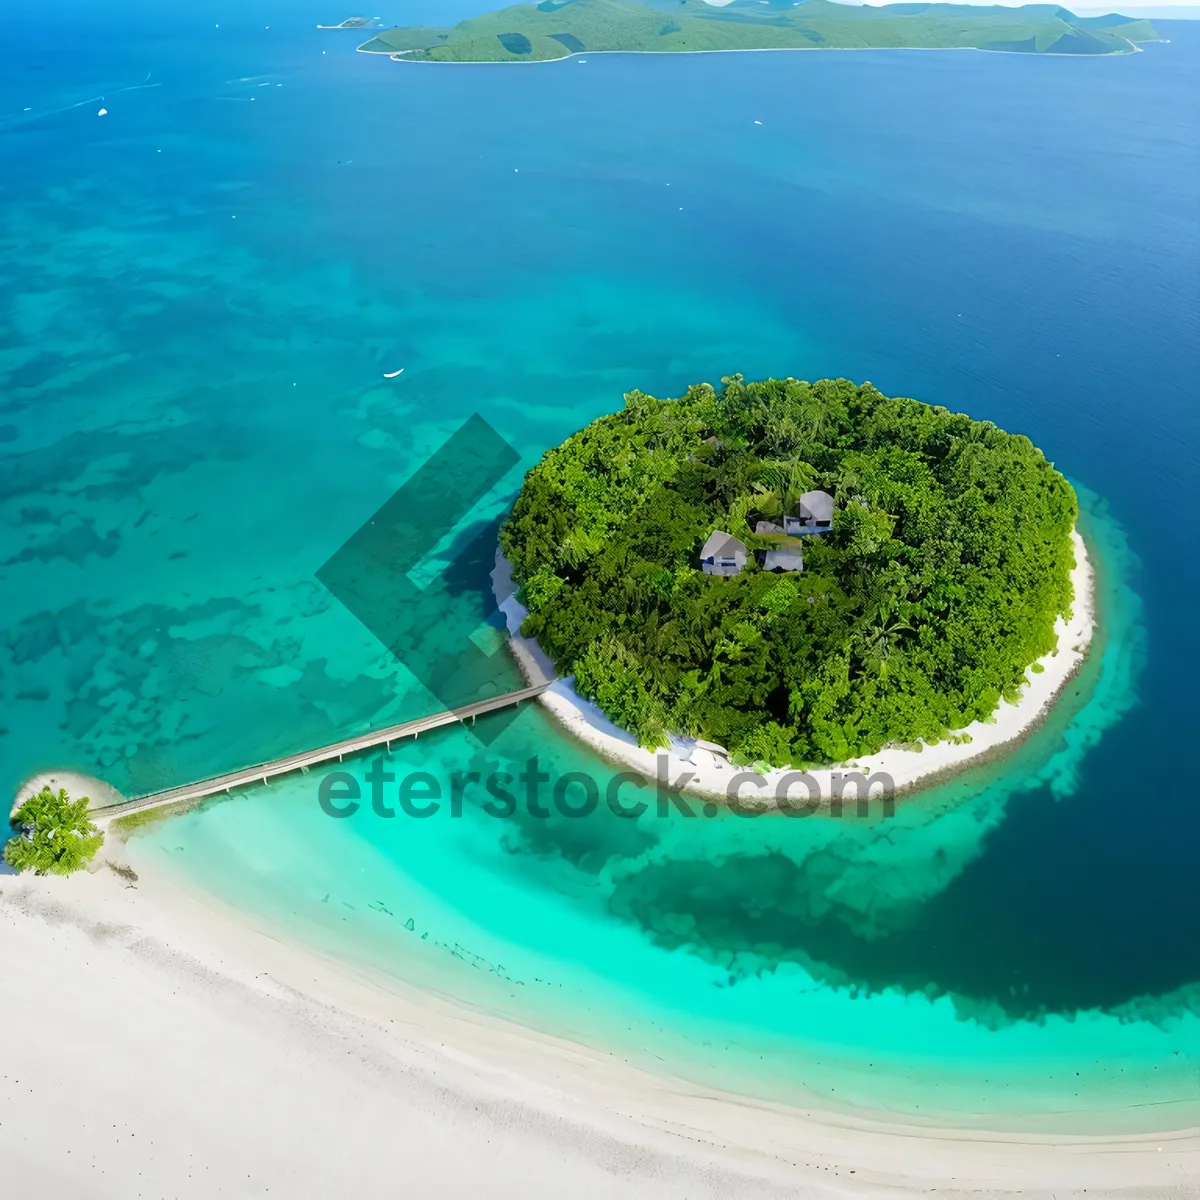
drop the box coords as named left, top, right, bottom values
left=0, top=77, right=161, bottom=132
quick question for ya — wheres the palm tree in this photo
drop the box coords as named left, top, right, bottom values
left=834, top=463, right=865, bottom=505
left=782, top=459, right=818, bottom=512
left=854, top=604, right=914, bottom=679
left=764, top=414, right=803, bottom=458
left=798, top=396, right=830, bottom=446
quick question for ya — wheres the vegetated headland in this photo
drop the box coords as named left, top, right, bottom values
left=497, top=376, right=1095, bottom=802
left=357, top=0, right=1158, bottom=63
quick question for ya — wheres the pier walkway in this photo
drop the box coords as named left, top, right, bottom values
left=95, top=683, right=552, bottom=820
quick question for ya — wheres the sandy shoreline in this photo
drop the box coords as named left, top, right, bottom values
left=1, top=851, right=1195, bottom=1198
left=495, top=529, right=1095, bottom=807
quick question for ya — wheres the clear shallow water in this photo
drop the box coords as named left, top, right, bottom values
left=3, top=1, right=1198, bottom=1126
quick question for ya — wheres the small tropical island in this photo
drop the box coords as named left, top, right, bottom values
left=358, top=0, right=1157, bottom=63
left=499, top=376, right=1092, bottom=793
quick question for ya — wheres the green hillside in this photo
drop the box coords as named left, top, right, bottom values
left=357, top=0, right=1157, bottom=62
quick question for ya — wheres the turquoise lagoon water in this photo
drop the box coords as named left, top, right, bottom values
left=3, top=1, right=1198, bottom=1126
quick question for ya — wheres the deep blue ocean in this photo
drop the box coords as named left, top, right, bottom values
left=2, top=0, right=1197, bottom=1124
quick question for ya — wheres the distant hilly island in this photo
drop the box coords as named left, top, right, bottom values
left=357, top=0, right=1159, bottom=62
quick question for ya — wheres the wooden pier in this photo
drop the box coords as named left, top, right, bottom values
left=95, top=683, right=552, bottom=820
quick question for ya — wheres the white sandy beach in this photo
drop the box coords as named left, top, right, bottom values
left=2, top=850, right=1196, bottom=1199
left=495, top=529, right=1095, bottom=806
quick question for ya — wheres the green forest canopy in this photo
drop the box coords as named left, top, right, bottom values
left=359, top=0, right=1157, bottom=63
left=500, top=377, right=1078, bottom=767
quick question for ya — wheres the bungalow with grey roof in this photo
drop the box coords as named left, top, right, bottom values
left=700, top=530, right=748, bottom=577
left=764, top=546, right=804, bottom=573
left=783, top=489, right=834, bottom=536
left=754, top=519, right=805, bottom=572
left=748, top=516, right=806, bottom=571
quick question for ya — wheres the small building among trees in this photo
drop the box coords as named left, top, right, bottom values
left=763, top=546, right=804, bottom=573
left=700, top=531, right=748, bottom=577
left=756, top=520, right=805, bottom=573
left=783, top=489, right=834, bottom=536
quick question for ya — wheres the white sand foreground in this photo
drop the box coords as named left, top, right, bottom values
left=495, top=530, right=1095, bottom=806
left=2, top=857, right=1196, bottom=1199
